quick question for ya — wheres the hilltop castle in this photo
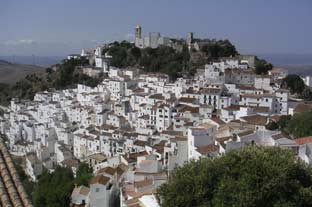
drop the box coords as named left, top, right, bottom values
left=134, top=25, right=172, bottom=49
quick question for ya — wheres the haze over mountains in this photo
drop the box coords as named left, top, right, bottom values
left=0, top=60, right=44, bottom=85
left=0, top=56, right=63, bottom=67
left=257, top=53, right=312, bottom=76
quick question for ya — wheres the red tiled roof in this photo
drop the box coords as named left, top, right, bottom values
left=89, top=175, right=110, bottom=185
left=216, top=136, right=232, bottom=143
left=240, top=115, right=268, bottom=126
left=237, top=130, right=254, bottom=137
left=178, top=97, right=196, bottom=103
left=294, top=103, right=312, bottom=113
left=197, top=144, right=219, bottom=155
left=223, top=105, right=241, bottom=111
left=294, top=136, right=312, bottom=145
left=210, top=117, right=226, bottom=125
left=97, top=167, right=116, bottom=176
left=271, top=133, right=290, bottom=140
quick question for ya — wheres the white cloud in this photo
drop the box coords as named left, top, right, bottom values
left=4, top=39, right=37, bottom=46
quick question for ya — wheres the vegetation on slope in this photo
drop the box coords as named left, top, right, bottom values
left=266, top=111, right=312, bottom=138
left=277, top=111, right=312, bottom=138
left=157, top=146, right=312, bottom=207
left=0, top=58, right=102, bottom=106
left=255, top=57, right=273, bottom=74
left=281, top=74, right=312, bottom=100
left=32, top=163, right=93, bottom=207
left=74, top=162, right=93, bottom=187
left=32, top=166, right=74, bottom=207
left=0, top=39, right=274, bottom=106
left=282, top=74, right=305, bottom=94
left=104, top=40, right=239, bottom=80
left=0, top=60, right=44, bottom=85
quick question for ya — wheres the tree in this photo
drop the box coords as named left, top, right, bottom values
left=130, top=47, right=141, bottom=60
left=284, top=111, right=312, bottom=138
left=200, top=39, right=238, bottom=60
left=46, top=67, right=53, bottom=74
left=265, top=121, right=279, bottom=130
left=255, top=57, right=273, bottom=74
left=105, top=39, right=239, bottom=80
left=75, top=162, right=93, bottom=187
left=277, top=115, right=292, bottom=132
left=300, top=88, right=312, bottom=101
left=32, top=166, right=74, bottom=207
left=157, top=146, right=312, bottom=207
left=282, top=74, right=305, bottom=94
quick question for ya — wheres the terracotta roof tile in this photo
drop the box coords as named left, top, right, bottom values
left=89, top=175, right=110, bottom=185
left=240, top=115, right=268, bottom=126
left=294, top=103, right=312, bottom=113
left=294, top=136, right=312, bottom=145
left=197, top=144, right=219, bottom=155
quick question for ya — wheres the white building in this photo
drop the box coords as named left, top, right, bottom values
left=188, top=123, right=217, bottom=160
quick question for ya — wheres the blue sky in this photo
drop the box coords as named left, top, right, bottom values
left=0, top=0, right=311, bottom=56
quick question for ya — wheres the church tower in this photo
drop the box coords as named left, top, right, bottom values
left=187, top=32, right=194, bottom=45
left=135, top=25, right=142, bottom=39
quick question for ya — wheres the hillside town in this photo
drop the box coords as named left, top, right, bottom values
left=1, top=26, right=312, bottom=207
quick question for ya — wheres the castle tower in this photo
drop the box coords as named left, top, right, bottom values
left=135, top=25, right=142, bottom=39
left=187, top=32, right=194, bottom=45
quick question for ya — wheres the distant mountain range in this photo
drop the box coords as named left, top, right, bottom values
left=257, top=53, right=312, bottom=66
left=0, top=56, right=64, bottom=67
left=256, top=53, right=312, bottom=76
left=0, top=60, right=44, bottom=85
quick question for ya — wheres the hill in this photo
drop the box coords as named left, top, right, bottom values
left=0, top=58, right=101, bottom=106
left=104, top=40, right=239, bottom=80
left=0, top=40, right=270, bottom=106
left=0, top=56, right=63, bottom=67
left=280, top=65, right=312, bottom=76
left=0, top=60, right=44, bottom=85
